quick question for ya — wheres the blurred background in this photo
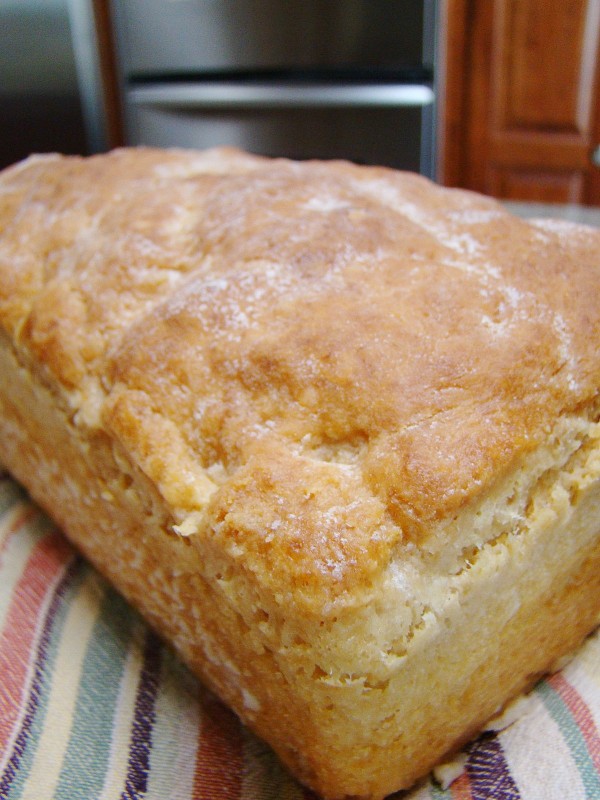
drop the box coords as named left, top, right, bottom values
left=1, top=0, right=599, bottom=208
left=0, top=0, right=87, bottom=167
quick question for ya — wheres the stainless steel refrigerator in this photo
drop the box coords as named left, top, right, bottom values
left=109, top=0, right=438, bottom=177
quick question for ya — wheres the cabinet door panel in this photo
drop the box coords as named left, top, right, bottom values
left=496, top=0, right=596, bottom=134
left=488, top=168, right=584, bottom=203
left=441, top=0, right=600, bottom=205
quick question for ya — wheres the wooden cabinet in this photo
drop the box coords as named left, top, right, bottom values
left=439, top=0, right=600, bottom=204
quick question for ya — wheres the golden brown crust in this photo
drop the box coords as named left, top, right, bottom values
left=2, top=150, right=599, bottom=565
left=1, top=148, right=600, bottom=798
left=103, top=155, right=600, bottom=552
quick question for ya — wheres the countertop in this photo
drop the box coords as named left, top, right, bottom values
left=503, top=201, right=600, bottom=227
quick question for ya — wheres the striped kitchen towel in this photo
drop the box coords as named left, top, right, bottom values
left=1, top=470, right=599, bottom=800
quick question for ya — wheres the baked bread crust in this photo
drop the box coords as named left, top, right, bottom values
left=0, top=148, right=599, bottom=798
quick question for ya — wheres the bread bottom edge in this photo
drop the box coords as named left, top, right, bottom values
left=1, top=339, right=600, bottom=799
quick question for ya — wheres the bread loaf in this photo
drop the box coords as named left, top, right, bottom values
left=0, top=148, right=599, bottom=799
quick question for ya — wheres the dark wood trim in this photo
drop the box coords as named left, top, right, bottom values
left=92, top=0, right=125, bottom=149
left=585, top=20, right=600, bottom=205
left=437, top=0, right=472, bottom=186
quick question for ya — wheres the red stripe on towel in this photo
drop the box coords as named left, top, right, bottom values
left=192, top=696, right=243, bottom=799
left=0, top=530, right=72, bottom=761
left=548, top=672, right=600, bottom=772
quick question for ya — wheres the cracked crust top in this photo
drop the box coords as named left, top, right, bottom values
left=1, top=147, right=599, bottom=608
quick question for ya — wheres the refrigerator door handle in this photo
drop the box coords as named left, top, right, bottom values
left=128, top=81, right=435, bottom=110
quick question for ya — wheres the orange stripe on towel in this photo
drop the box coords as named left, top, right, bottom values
left=0, top=506, right=38, bottom=558
left=451, top=771, right=474, bottom=800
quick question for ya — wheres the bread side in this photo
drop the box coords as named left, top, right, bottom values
left=0, top=149, right=599, bottom=799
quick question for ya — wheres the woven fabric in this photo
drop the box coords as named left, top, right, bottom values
left=1, top=470, right=599, bottom=800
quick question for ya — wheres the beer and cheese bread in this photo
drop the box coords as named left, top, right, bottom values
left=0, top=148, right=599, bottom=799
